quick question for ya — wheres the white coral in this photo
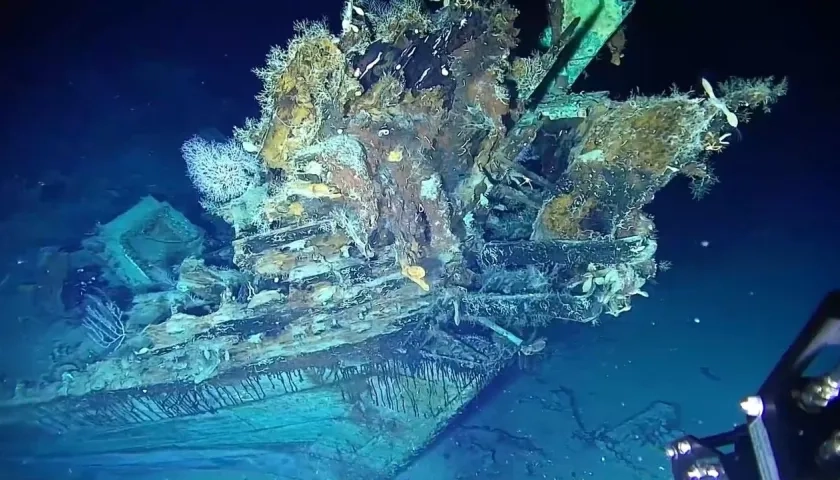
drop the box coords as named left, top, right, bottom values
left=181, top=136, right=261, bottom=204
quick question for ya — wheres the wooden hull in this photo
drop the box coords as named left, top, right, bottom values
left=0, top=330, right=508, bottom=478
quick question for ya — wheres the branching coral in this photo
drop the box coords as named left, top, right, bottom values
left=235, top=21, right=361, bottom=170
left=358, top=0, right=433, bottom=43
left=181, top=136, right=261, bottom=205
left=509, top=52, right=554, bottom=101
left=717, top=76, right=788, bottom=113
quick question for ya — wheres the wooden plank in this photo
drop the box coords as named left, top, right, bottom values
left=475, top=236, right=649, bottom=268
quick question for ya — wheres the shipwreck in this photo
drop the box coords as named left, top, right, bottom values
left=0, top=0, right=786, bottom=477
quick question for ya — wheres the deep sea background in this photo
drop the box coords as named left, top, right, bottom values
left=0, top=0, right=837, bottom=479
